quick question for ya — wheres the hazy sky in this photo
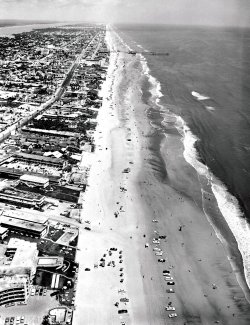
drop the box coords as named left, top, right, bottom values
left=0, top=0, right=249, bottom=27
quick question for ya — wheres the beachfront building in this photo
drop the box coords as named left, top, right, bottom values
left=0, top=213, right=47, bottom=238
left=0, top=239, right=38, bottom=306
left=19, top=174, right=49, bottom=188
left=0, top=274, right=30, bottom=306
left=0, top=226, right=8, bottom=240
left=0, top=187, right=45, bottom=209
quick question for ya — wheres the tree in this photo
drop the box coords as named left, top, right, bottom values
left=41, top=315, right=50, bottom=325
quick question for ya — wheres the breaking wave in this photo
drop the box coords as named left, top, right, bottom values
left=140, top=55, right=163, bottom=108
left=175, top=115, right=250, bottom=289
left=140, top=53, right=250, bottom=291
left=192, top=91, right=210, bottom=100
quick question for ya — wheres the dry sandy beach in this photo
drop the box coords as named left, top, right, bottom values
left=73, top=30, right=250, bottom=325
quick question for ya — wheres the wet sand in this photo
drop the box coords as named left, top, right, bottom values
left=73, top=31, right=250, bottom=325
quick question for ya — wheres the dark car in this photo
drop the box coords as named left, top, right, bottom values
left=118, top=309, right=128, bottom=314
left=84, top=227, right=91, bottom=231
left=158, top=259, right=166, bottom=263
left=122, top=168, right=130, bottom=173
left=50, top=290, right=60, bottom=297
left=85, top=268, right=91, bottom=271
left=167, top=281, right=175, bottom=285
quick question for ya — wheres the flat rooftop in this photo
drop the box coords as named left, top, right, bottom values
left=0, top=274, right=29, bottom=292
left=8, top=238, right=38, bottom=269
left=0, top=215, right=46, bottom=233
left=37, top=256, right=64, bottom=267
left=0, top=187, right=45, bottom=201
left=0, top=226, right=8, bottom=235
left=3, top=208, right=48, bottom=224
left=22, top=126, right=81, bottom=138
left=0, top=239, right=38, bottom=278
left=20, top=174, right=49, bottom=185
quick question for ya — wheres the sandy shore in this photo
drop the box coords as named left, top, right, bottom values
left=73, top=31, right=250, bottom=325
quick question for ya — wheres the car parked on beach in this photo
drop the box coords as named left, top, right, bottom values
left=155, top=251, right=163, bottom=256
left=166, top=288, right=175, bottom=293
left=118, top=309, right=128, bottom=314
left=153, top=247, right=161, bottom=251
left=158, top=259, right=165, bottom=263
left=165, top=276, right=173, bottom=281
left=152, top=240, right=160, bottom=244
left=165, top=306, right=176, bottom=311
left=168, top=313, right=177, bottom=318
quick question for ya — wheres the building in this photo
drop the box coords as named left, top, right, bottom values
left=0, top=274, right=30, bottom=306
left=0, top=213, right=47, bottom=238
left=6, top=238, right=38, bottom=276
left=0, top=226, right=8, bottom=240
left=37, top=256, right=64, bottom=268
left=0, top=187, right=45, bottom=209
left=19, top=174, right=49, bottom=188
left=12, top=152, right=64, bottom=168
left=0, top=239, right=38, bottom=306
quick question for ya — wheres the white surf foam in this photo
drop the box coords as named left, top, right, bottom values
left=192, top=91, right=210, bottom=101
left=137, top=43, right=149, bottom=52
left=139, top=54, right=163, bottom=108
left=206, top=106, right=215, bottom=111
left=113, top=28, right=250, bottom=292
left=175, top=115, right=250, bottom=290
left=211, top=182, right=250, bottom=289
left=110, top=26, right=133, bottom=52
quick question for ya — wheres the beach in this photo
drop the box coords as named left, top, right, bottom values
left=73, top=29, right=250, bottom=325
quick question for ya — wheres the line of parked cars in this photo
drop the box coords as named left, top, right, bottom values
left=30, top=286, right=47, bottom=296
left=150, top=230, right=178, bottom=319
left=4, top=316, right=25, bottom=325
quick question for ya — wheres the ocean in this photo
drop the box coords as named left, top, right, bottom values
left=114, top=24, right=250, bottom=289
left=0, top=22, right=66, bottom=37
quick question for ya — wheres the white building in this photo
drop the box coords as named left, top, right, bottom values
left=0, top=239, right=38, bottom=306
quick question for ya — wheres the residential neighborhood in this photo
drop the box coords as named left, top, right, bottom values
left=0, top=23, right=109, bottom=325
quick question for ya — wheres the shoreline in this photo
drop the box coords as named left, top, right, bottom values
left=73, top=28, right=250, bottom=324
left=142, top=73, right=250, bottom=302
left=138, top=42, right=250, bottom=297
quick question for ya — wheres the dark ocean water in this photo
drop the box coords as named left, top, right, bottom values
left=114, top=24, right=250, bottom=287
left=118, top=24, right=250, bottom=218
